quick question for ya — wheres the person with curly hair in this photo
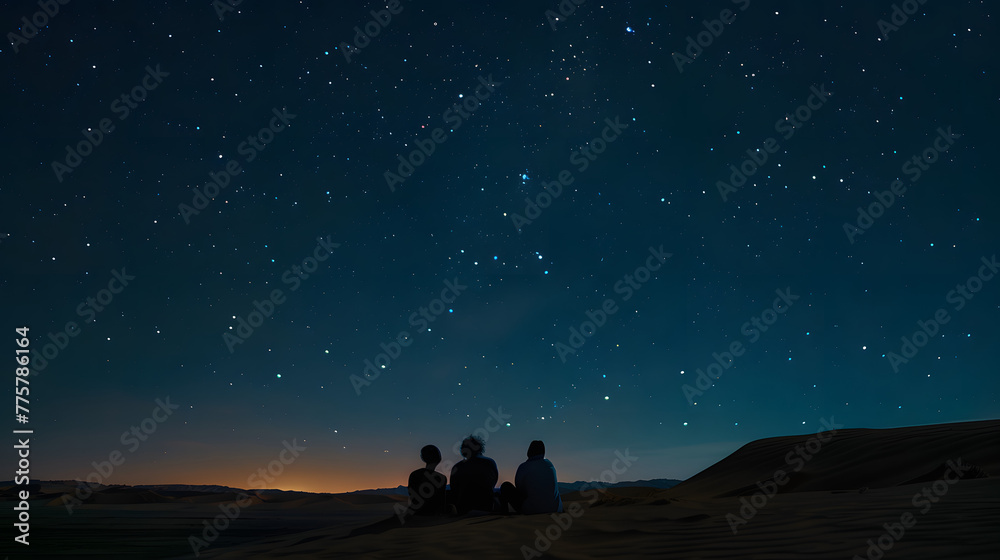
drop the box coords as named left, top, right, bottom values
left=449, top=434, right=498, bottom=514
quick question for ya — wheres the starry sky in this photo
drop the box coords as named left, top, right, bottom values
left=3, top=1, right=998, bottom=494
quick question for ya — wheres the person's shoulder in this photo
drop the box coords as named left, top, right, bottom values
left=408, top=468, right=425, bottom=484
left=418, top=468, right=445, bottom=484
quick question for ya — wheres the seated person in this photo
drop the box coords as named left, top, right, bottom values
left=500, top=440, right=564, bottom=514
left=406, top=445, right=448, bottom=516
left=449, top=435, right=498, bottom=514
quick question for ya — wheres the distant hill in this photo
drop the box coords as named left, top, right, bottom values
left=345, top=485, right=409, bottom=496
left=346, top=479, right=683, bottom=496
left=558, top=478, right=682, bottom=492
left=133, top=483, right=247, bottom=494
left=2, top=479, right=682, bottom=499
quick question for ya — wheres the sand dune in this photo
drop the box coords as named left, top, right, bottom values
left=8, top=419, right=997, bottom=558
left=668, top=418, right=998, bottom=499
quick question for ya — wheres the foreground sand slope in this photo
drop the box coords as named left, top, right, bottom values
left=193, top=419, right=999, bottom=559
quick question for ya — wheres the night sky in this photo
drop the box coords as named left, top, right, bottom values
left=3, top=0, right=998, bottom=494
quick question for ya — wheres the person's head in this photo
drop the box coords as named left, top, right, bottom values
left=420, top=445, right=441, bottom=466
left=460, top=435, right=486, bottom=459
left=527, top=440, right=545, bottom=458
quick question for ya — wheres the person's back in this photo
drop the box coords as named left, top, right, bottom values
left=407, top=467, right=447, bottom=515
left=406, top=445, right=448, bottom=516
left=449, top=436, right=498, bottom=513
left=515, top=454, right=563, bottom=514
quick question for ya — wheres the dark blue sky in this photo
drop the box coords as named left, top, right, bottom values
left=3, top=0, right=997, bottom=492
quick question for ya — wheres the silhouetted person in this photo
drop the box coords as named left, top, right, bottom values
left=500, top=440, right=563, bottom=514
left=449, top=435, right=498, bottom=513
left=406, top=445, right=448, bottom=516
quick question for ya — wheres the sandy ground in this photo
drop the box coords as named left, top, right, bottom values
left=6, top=419, right=998, bottom=559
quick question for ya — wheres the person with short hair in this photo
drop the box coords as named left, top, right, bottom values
left=406, top=444, right=447, bottom=516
